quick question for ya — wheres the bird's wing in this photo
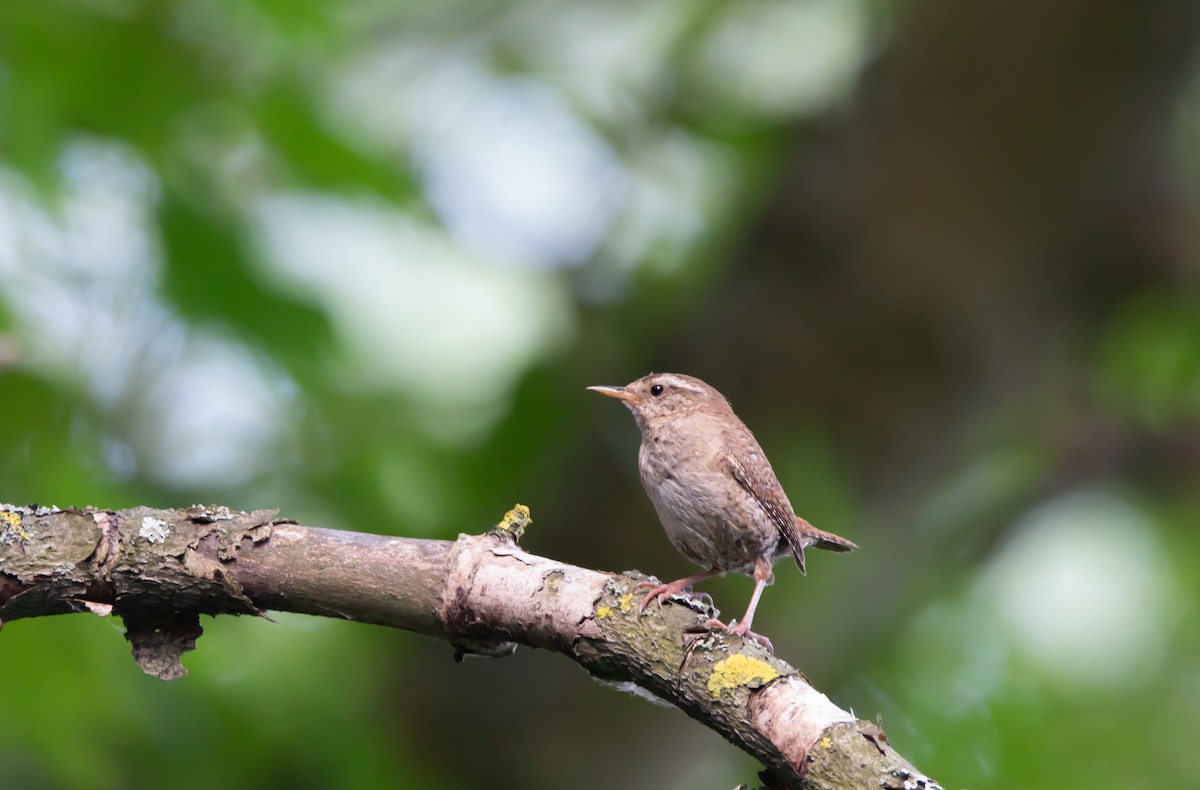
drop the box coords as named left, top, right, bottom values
left=723, top=436, right=809, bottom=575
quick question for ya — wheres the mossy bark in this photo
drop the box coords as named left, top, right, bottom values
left=1, top=503, right=938, bottom=789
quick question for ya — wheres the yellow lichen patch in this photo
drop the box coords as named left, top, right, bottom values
left=493, top=504, right=532, bottom=540
left=0, top=510, right=29, bottom=541
left=596, top=605, right=614, bottom=619
left=707, top=654, right=779, bottom=698
left=617, top=592, right=636, bottom=612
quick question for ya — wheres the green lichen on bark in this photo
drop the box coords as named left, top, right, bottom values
left=578, top=575, right=801, bottom=783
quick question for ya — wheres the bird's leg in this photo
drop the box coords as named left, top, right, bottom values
left=725, top=557, right=775, bottom=651
left=635, top=568, right=721, bottom=612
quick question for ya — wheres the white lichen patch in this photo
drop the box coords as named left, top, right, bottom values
left=139, top=516, right=170, bottom=543
left=589, top=676, right=672, bottom=707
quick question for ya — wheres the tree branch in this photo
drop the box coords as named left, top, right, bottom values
left=0, top=503, right=939, bottom=789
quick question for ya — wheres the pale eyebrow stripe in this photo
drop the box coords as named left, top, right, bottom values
left=658, top=375, right=705, bottom=394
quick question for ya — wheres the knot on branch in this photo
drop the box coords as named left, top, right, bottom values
left=123, top=610, right=204, bottom=681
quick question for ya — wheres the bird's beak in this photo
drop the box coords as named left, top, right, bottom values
left=586, top=385, right=636, bottom=402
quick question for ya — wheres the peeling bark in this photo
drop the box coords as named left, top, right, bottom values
left=0, top=503, right=939, bottom=789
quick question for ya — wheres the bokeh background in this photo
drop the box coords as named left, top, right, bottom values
left=2, top=1, right=1199, bottom=788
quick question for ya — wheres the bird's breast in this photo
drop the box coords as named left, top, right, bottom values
left=636, top=421, right=779, bottom=573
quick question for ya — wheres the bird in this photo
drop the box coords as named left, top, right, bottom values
left=588, top=372, right=857, bottom=648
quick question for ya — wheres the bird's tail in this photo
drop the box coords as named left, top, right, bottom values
left=799, top=517, right=859, bottom=553
left=786, top=517, right=858, bottom=576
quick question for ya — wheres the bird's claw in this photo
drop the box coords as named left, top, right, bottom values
left=633, top=578, right=691, bottom=612
left=691, top=617, right=775, bottom=653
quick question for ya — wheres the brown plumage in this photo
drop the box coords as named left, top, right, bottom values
left=589, top=372, right=857, bottom=647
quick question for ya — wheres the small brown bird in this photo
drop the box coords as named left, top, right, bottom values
left=589, top=373, right=857, bottom=647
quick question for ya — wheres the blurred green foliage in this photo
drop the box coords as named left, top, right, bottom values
left=2, top=1, right=1199, bottom=788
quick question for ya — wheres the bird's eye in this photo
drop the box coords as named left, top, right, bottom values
left=650, top=384, right=664, bottom=396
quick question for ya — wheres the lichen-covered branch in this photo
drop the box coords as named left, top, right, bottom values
left=0, top=503, right=939, bottom=789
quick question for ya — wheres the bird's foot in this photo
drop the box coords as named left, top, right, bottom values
left=634, top=578, right=696, bottom=612
left=691, top=617, right=774, bottom=653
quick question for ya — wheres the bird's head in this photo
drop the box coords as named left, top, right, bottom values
left=587, top=372, right=731, bottom=432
